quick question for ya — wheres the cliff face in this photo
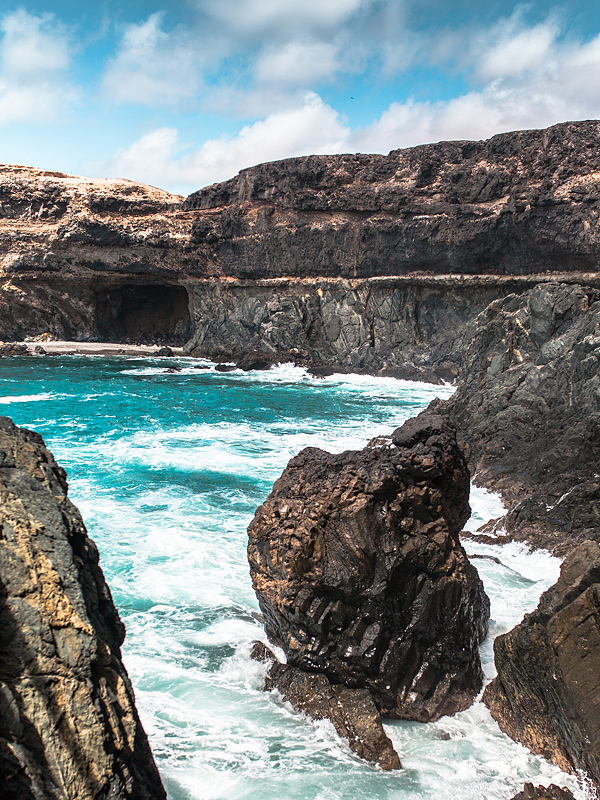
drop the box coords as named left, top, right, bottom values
left=484, top=540, right=600, bottom=788
left=0, top=417, right=166, bottom=800
left=436, top=282, right=600, bottom=554
left=2, top=120, right=600, bottom=368
left=185, top=120, right=600, bottom=279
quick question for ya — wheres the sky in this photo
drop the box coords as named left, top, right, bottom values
left=1, top=0, right=600, bottom=196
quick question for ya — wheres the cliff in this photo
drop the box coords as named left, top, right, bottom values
left=0, top=417, right=166, bottom=800
left=435, top=282, right=600, bottom=554
left=2, top=121, right=600, bottom=375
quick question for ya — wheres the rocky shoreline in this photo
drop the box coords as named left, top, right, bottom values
left=2, top=121, right=600, bottom=797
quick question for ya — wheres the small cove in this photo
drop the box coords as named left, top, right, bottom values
left=0, top=355, right=585, bottom=800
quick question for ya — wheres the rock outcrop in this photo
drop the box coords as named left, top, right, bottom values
left=251, top=641, right=400, bottom=770
left=509, top=785, right=576, bottom=800
left=484, top=540, right=600, bottom=788
left=0, top=417, right=166, bottom=800
left=3, top=122, right=600, bottom=375
left=247, top=410, right=489, bottom=764
left=437, top=281, right=600, bottom=553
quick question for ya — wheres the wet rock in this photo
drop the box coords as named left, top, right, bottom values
left=215, top=363, right=236, bottom=372
left=509, top=785, right=576, bottom=800
left=251, top=642, right=401, bottom=770
left=0, top=416, right=166, bottom=800
left=247, top=410, right=489, bottom=729
left=440, top=282, right=600, bottom=554
left=156, top=346, right=173, bottom=356
left=235, top=350, right=278, bottom=371
left=0, top=342, right=29, bottom=357
left=484, top=540, right=600, bottom=788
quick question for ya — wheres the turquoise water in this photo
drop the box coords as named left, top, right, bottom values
left=0, top=356, right=585, bottom=800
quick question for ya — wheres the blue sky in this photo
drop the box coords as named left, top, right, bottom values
left=1, top=0, right=600, bottom=195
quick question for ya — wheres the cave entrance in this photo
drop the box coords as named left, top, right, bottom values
left=94, top=284, right=191, bottom=344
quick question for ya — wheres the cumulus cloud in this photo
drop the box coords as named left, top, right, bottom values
left=97, top=93, right=350, bottom=193
left=194, top=0, right=368, bottom=39
left=352, top=15, right=600, bottom=153
left=101, top=13, right=204, bottom=108
left=254, top=41, right=340, bottom=87
left=0, top=9, right=76, bottom=123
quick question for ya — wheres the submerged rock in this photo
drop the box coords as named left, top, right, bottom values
left=247, top=411, right=489, bottom=748
left=484, top=540, right=600, bottom=788
left=0, top=417, right=166, bottom=800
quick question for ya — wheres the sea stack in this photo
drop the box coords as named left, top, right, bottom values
left=247, top=411, right=489, bottom=766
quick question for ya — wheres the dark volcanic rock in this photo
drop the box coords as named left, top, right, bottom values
left=0, top=417, right=166, bottom=800
left=484, top=540, right=600, bottom=787
left=439, top=282, right=600, bottom=554
left=251, top=642, right=400, bottom=770
left=510, top=785, right=576, bottom=800
left=186, top=120, right=600, bottom=279
left=0, top=342, right=29, bottom=357
left=247, top=411, right=489, bottom=725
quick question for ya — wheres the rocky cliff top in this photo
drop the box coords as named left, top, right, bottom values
left=2, top=120, right=600, bottom=286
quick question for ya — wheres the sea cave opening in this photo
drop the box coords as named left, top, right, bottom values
left=94, top=283, right=192, bottom=345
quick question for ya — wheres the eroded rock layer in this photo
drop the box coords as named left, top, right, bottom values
left=437, top=281, right=600, bottom=553
left=0, top=417, right=166, bottom=800
left=247, top=411, right=489, bottom=725
left=484, top=540, right=600, bottom=788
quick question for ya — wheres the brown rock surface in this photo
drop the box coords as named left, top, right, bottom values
left=247, top=411, right=489, bottom=728
left=510, top=784, right=576, bottom=800
left=251, top=642, right=401, bottom=770
left=483, top=540, right=600, bottom=788
left=0, top=416, right=166, bottom=800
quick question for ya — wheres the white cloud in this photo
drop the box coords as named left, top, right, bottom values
left=195, top=0, right=368, bottom=38
left=96, top=93, right=350, bottom=193
left=352, top=16, right=600, bottom=153
left=102, top=13, right=204, bottom=108
left=0, top=10, right=76, bottom=124
left=255, top=41, right=340, bottom=87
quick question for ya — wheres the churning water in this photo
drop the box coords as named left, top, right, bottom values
left=0, top=356, right=586, bottom=800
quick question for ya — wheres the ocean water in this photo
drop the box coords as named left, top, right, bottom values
left=0, top=356, right=587, bottom=800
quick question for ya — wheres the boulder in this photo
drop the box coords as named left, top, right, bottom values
left=247, top=411, right=489, bottom=730
left=484, top=540, right=600, bottom=788
left=0, top=417, right=166, bottom=800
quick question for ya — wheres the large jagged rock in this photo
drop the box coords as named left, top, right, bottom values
left=484, top=540, right=600, bottom=788
left=438, top=281, right=600, bottom=553
left=248, top=411, right=489, bottom=739
left=0, top=417, right=166, bottom=800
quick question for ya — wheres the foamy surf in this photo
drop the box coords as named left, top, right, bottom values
left=0, top=354, right=586, bottom=800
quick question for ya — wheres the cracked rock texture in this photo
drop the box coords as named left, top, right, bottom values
left=484, top=540, right=600, bottom=789
left=437, top=281, right=600, bottom=554
left=509, top=785, right=576, bottom=800
left=247, top=410, right=489, bottom=741
left=251, top=641, right=401, bottom=770
left=0, top=417, right=166, bottom=800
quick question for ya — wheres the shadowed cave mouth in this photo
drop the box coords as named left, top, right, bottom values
left=94, top=284, right=191, bottom=345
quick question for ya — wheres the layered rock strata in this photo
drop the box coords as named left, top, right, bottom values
left=3, top=121, right=600, bottom=369
left=0, top=417, right=166, bottom=800
left=436, top=281, right=600, bottom=554
left=484, top=540, right=600, bottom=788
left=247, top=411, right=489, bottom=764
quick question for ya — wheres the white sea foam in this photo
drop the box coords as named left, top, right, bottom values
left=20, top=361, right=586, bottom=800
left=0, top=392, right=56, bottom=404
